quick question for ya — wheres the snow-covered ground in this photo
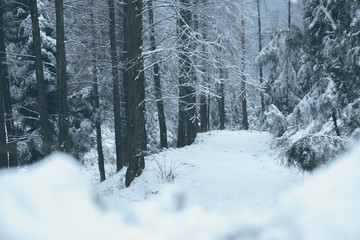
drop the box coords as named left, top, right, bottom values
left=98, top=130, right=305, bottom=216
left=1, top=130, right=360, bottom=240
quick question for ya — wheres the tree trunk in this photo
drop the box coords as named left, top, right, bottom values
left=148, top=0, right=168, bottom=149
left=288, top=0, right=291, bottom=29
left=29, top=0, right=52, bottom=157
left=257, top=0, right=265, bottom=114
left=123, top=0, right=147, bottom=187
left=55, top=0, right=69, bottom=152
left=108, top=0, right=123, bottom=172
left=186, top=0, right=197, bottom=145
left=199, top=0, right=208, bottom=133
left=177, top=0, right=197, bottom=147
left=332, top=110, right=341, bottom=137
left=218, top=68, right=225, bottom=130
left=200, top=93, right=208, bottom=132
left=0, top=0, right=16, bottom=167
left=240, top=15, right=248, bottom=130
left=285, top=0, right=291, bottom=114
left=90, top=0, right=105, bottom=182
left=0, top=65, right=7, bottom=168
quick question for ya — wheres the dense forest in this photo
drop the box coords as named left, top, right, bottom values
left=0, top=0, right=359, bottom=186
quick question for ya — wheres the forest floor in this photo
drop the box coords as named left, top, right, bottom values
left=94, top=130, right=307, bottom=216
left=1, top=130, right=359, bottom=239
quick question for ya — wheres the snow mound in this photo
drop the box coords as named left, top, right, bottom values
left=0, top=153, right=233, bottom=240
left=233, top=145, right=360, bottom=239
left=1, top=144, right=360, bottom=239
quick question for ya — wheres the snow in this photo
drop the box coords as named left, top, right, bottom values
left=98, top=131, right=304, bottom=215
left=1, top=131, right=360, bottom=239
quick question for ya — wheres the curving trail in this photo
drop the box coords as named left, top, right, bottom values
left=99, top=130, right=306, bottom=216
left=171, top=130, right=305, bottom=215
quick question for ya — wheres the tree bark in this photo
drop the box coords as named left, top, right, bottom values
left=0, top=0, right=17, bottom=167
left=29, top=0, right=52, bottom=157
left=0, top=65, right=7, bottom=168
left=108, top=0, right=123, bottom=172
left=199, top=0, right=208, bottom=133
left=123, top=0, right=147, bottom=187
left=90, top=0, right=105, bottom=182
left=148, top=0, right=168, bottom=149
left=257, top=0, right=265, bottom=114
left=332, top=110, right=341, bottom=137
left=200, top=93, right=208, bottom=132
left=177, top=0, right=197, bottom=147
left=55, top=0, right=69, bottom=152
left=186, top=0, right=197, bottom=145
left=218, top=68, right=225, bottom=130
left=240, top=15, right=248, bottom=130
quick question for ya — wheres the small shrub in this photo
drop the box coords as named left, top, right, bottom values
left=154, top=155, right=177, bottom=183
left=286, top=135, right=347, bottom=171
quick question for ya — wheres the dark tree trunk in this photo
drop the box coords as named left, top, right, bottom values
left=284, top=0, right=291, bottom=114
left=199, top=0, right=208, bottom=133
left=123, top=0, right=147, bottom=187
left=90, top=0, right=105, bottom=182
left=148, top=0, right=168, bottom=149
left=332, top=110, right=341, bottom=137
left=0, top=0, right=17, bottom=167
left=108, top=0, right=123, bottom=172
left=186, top=84, right=197, bottom=145
left=240, top=15, right=248, bottom=130
left=0, top=66, right=7, bottom=168
left=177, top=83, right=187, bottom=148
left=117, top=2, right=127, bottom=165
left=288, top=0, right=291, bottom=29
left=55, top=0, right=69, bottom=152
left=257, top=0, right=265, bottom=114
left=29, top=0, right=51, bottom=157
left=177, top=0, right=197, bottom=147
left=218, top=68, right=225, bottom=130
left=186, top=0, right=197, bottom=145
left=200, top=93, right=208, bottom=132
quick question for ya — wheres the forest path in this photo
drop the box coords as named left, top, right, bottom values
left=98, top=130, right=306, bottom=216
left=163, top=130, right=306, bottom=215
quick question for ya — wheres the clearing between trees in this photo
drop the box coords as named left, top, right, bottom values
left=97, top=130, right=306, bottom=215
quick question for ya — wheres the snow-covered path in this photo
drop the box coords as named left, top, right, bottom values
left=166, top=131, right=305, bottom=215
left=99, top=130, right=306, bottom=216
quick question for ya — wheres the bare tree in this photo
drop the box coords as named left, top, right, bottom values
left=148, top=0, right=168, bottom=149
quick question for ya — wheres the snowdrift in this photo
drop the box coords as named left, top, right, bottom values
left=1, top=146, right=360, bottom=239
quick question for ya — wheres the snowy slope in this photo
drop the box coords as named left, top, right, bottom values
left=1, top=130, right=360, bottom=240
left=98, top=131, right=305, bottom=216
